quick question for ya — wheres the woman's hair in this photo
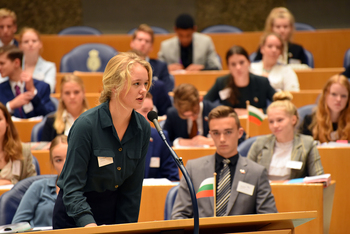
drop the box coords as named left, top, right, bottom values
left=264, top=7, right=295, bottom=41
left=54, top=74, right=89, bottom=134
left=49, top=135, right=67, bottom=166
left=18, top=27, right=41, bottom=43
left=267, top=91, right=299, bottom=127
left=260, top=32, right=284, bottom=56
left=99, top=52, right=153, bottom=104
left=310, top=74, right=350, bottom=142
left=225, top=45, right=250, bottom=106
left=0, top=102, right=22, bottom=162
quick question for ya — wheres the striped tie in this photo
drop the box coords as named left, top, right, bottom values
left=216, top=159, right=231, bottom=216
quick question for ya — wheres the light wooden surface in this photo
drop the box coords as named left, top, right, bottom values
left=31, top=150, right=57, bottom=175
left=318, top=147, right=350, bottom=234
left=55, top=72, right=103, bottom=93
left=40, top=29, right=350, bottom=70
left=13, top=119, right=41, bottom=143
left=26, top=211, right=316, bottom=234
left=51, top=93, right=101, bottom=109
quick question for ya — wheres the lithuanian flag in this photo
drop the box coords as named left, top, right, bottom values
left=248, top=105, right=265, bottom=126
left=196, top=177, right=214, bottom=199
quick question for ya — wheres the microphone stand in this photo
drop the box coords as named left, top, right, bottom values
left=154, top=123, right=199, bottom=234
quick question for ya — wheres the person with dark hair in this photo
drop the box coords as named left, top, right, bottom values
left=158, top=13, right=221, bottom=72
left=171, top=105, right=277, bottom=219
left=204, top=45, right=275, bottom=115
left=0, top=45, right=55, bottom=118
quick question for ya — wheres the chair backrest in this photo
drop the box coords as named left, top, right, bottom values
left=164, top=185, right=179, bottom=220
left=343, top=48, right=350, bottom=68
left=32, top=156, right=41, bottom=175
left=0, top=175, right=56, bottom=225
left=237, top=136, right=259, bottom=157
left=58, top=26, right=101, bottom=35
left=295, top=22, right=315, bottom=31
left=304, top=49, right=314, bottom=68
left=31, top=114, right=51, bottom=142
left=128, top=26, right=169, bottom=35
left=60, top=43, right=118, bottom=73
left=249, top=52, right=258, bottom=62
left=297, top=104, right=317, bottom=129
left=201, top=24, right=242, bottom=33
left=50, top=97, right=59, bottom=110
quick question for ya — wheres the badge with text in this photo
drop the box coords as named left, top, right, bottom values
left=98, top=157, right=113, bottom=167
left=12, top=160, right=21, bottom=176
left=150, top=157, right=160, bottom=168
left=237, top=181, right=255, bottom=196
left=286, top=161, right=302, bottom=170
left=23, top=102, right=34, bottom=114
left=219, top=88, right=231, bottom=100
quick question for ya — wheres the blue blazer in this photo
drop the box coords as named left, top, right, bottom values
left=144, top=128, right=179, bottom=181
left=164, top=100, right=218, bottom=143
left=149, top=59, right=174, bottom=92
left=149, top=80, right=172, bottom=116
left=0, top=79, right=56, bottom=118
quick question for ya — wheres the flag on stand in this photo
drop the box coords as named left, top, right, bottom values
left=248, top=105, right=266, bottom=126
left=196, top=177, right=214, bottom=199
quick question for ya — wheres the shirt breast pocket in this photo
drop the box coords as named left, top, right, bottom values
left=91, top=149, right=116, bottom=174
left=125, top=147, right=142, bottom=175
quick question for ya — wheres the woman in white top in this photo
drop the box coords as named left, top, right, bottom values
left=250, top=33, right=300, bottom=91
left=41, top=74, right=89, bottom=141
left=19, top=27, right=56, bottom=93
left=247, top=91, right=323, bottom=180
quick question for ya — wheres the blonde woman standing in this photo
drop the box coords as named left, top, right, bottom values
left=52, top=52, right=152, bottom=229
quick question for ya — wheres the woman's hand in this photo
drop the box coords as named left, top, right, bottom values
left=85, top=223, right=97, bottom=227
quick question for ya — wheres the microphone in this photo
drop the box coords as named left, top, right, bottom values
left=147, top=110, right=199, bottom=234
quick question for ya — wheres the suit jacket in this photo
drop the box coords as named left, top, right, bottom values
left=254, top=42, right=308, bottom=65
left=0, top=79, right=56, bottom=118
left=163, top=100, right=218, bottom=143
left=158, top=32, right=222, bottom=70
left=171, top=155, right=277, bottom=219
left=41, top=115, right=60, bottom=142
left=149, top=59, right=174, bottom=92
left=247, top=134, right=324, bottom=179
left=203, top=73, right=276, bottom=111
left=144, top=128, right=179, bottom=181
left=149, top=80, right=172, bottom=116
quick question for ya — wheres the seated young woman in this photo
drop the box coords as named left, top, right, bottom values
left=19, top=27, right=57, bottom=93
left=299, top=74, right=350, bottom=143
left=204, top=45, right=276, bottom=115
left=248, top=91, right=324, bottom=180
left=0, top=102, right=36, bottom=185
left=12, top=135, right=67, bottom=228
left=41, top=74, right=89, bottom=141
left=250, top=32, right=300, bottom=91
left=253, top=7, right=309, bottom=67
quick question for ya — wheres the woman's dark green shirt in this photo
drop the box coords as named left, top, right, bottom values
left=57, top=101, right=151, bottom=227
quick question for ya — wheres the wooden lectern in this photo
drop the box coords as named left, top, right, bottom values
left=28, top=211, right=315, bottom=234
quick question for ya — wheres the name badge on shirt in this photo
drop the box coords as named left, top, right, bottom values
left=289, top=58, right=301, bottom=64
left=12, top=160, right=21, bottom=176
left=150, top=157, right=160, bottom=168
left=237, top=181, right=255, bottom=196
left=286, top=161, right=303, bottom=170
left=98, top=157, right=113, bottom=167
left=219, top=88, right=231, bottom=100
left=23, top=102, right=34, bottom=114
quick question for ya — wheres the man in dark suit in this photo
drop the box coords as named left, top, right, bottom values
left=163, top=83, right=219, bottom=147
left=0, top=8, right=18, bottom=47
left=0, top=46, right=55, bottom=118
left=135, top=92, right=179, bottom=181
left=171, top=106, right=277, bottom=219
left=130, top=24, right=174, bottom=92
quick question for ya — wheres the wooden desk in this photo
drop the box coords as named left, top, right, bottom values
left=318, top=147, right=350, bottom=234
left=13, top=119, right=41, bottom=143
left=297, top=68, right=344, bottom=90
left=55, top=72, right=103, bottom=93
left=41, top=29, right=350, bottom=70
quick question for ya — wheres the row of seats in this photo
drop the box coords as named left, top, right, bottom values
left=58, top=23, right=316, bottom=35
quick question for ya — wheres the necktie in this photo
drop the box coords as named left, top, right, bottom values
left=15, top=85, right=24, bottom=118
left=216, top=159, right=231, bottom=216
left=189, top=120, right=198, bottom=138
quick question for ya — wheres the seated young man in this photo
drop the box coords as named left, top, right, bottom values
left=135, top=92, right=179, bottom=181
left=0, top=46, right=55, bottom=118
left=171, top=105, right=277, bottom=219
left=158, top=14, right=221, bottom=72
left=0, top=8, right=18, bottom=47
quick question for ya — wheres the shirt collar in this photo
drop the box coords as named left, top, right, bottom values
left=47, top=176, right=58, bottom=188
left=215, top=152, right=239, bottom=167
left=0, top=39, right=14, bottom=47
